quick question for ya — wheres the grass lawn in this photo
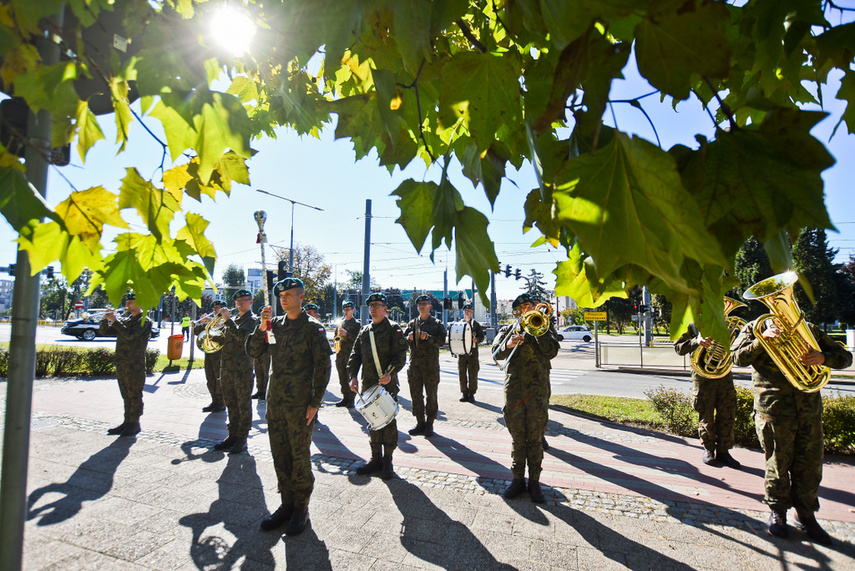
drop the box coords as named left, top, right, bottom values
left=155, top=354, right=205, bottom=372
left=551, top=394, right=664, bottom=430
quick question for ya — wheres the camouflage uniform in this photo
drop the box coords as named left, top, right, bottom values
left=347, top=317, right=408, bottom=450
left=193, top=320, right=223, bottom=406
left=219, top=310, right=257, bottom=439
left=457, top=319, right=485, bottom=398
left=492, top=324, right=560, bottom=481
left=246, top=312, right=331, bottom=507
left=403, top=315, right=447, bottom=426
left=335, top=316, right=361, bottom=403
left=100, top=313, right=152, bottom=424
left=674, top=326, right=736, bottom=455
left=732, top=322, right=852, bottom=515
left=254, top=353, right=270, bottom=398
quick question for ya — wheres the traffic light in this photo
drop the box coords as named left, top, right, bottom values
left=504, top=264, right=511, bottom=278
left=457, top=295, right=464, bottom=309
left=266, top=270, right=276, bottom=290
left=46, top=266, right=54, bottom=279
left=8, top=264, right=15, bottom=276
left=443, top=297, right=452, bottom=310
left=514, top=268, right=521, bottom=280
left=277, top=260, right=290, bottom=280
left=639, top=304, right=648, bottom=314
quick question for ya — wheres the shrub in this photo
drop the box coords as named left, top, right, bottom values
left=0, top=347, right=8, bottom=377
left=85, top=348, right=115, bottom=376
left=35, top=348, right=52, bottom=378
left=823, top=392, right=855, bottom=454
left=733, top=386, right=760, bottom=449
left=51, top=348, right=86, bottom=377
left=644, top=386, right=697, bottom=437
left=145, top=348, right=159, bottom=374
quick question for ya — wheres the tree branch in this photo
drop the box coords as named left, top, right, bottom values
left=455, top=20, right=487, bottom=53
left=397, top=59, right=436, bottom=163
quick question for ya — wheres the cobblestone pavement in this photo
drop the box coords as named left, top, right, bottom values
left=3, top=354, right=855, bottom=569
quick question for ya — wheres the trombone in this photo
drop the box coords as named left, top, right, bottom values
left=492, top=302, right=554, bottom=371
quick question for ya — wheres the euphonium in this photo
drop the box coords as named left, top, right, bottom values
left=690, top=297, right=746, bottom=379
left=492, top=302, right=554, bottom=370
left=196, top=310, right=231, bottom=354
left=743, top=271, right=830, bottom=393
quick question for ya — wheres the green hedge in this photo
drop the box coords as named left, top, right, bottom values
left=0, top=346, right=160, bottom=378
left=645, top=385, right=855, bottom=455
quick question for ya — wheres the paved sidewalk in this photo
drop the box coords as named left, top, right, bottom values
left=3, top=354, right=855, bottom=570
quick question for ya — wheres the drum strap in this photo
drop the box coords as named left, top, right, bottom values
left=368, top=329, right=383, bottom=378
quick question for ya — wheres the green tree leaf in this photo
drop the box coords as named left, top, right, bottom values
left=74, top=100, right=105, bottom=162
left=54, top=186, right=128, bottom=250
left=392, top=179, right=437, bottom=253
left=0, top=166, right=54, bottom=232
left=176, top=212, right=217, bottom=275
left=635, top=0, right=730, bottom=100
left=454, top=206, right=499, bottom=304
left=118, top=168, right=181, bottom=240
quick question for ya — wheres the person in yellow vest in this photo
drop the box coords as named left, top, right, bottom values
left=181, top=312, right=192, bottom=341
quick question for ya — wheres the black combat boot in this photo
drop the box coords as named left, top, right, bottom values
left=335, top=398, right=349, bottom=407
left=210, top=403, right=226, bottom=413
left=356, top=444, right=383, bottom=475
left=702, top=449, right=720, bottom=466
left=229, top=437, right=247, bottom=454
left=408, top=423, right=426, bottom=436
left=260, top=504, right=294, bottom=531
left=201, top=403, right=216, bottom=412
left=119, top=422, right=140, bottom=437
left=285, top=504, right=309, bottom=536
left=459, top=394, right=469, bottom=402
left=716, top=450, right=741, bottom=469
left=541, top=436, right=549, bottom=451
left=503, top=478, right=526, bottom=499
left=107, top=422, right=128, bottom=435
left=768, top=509, right=789, bottom=538
left=213, top=435, right=237, bottom=451
left=381, top=455, right=395, bottom=480
left=528, top=479, right=546, bottom=503
left=423, top=420, right=435, bottom=437
left=796, top=511, right=833, bottom=545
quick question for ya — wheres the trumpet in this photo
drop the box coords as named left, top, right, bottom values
left=689, top=297, right=746, bottom=379
left=492, top=302, right=554, bottom=370
left=196, top=307, right=234, bottom=354
left=743, top=271, right=830, bottom=393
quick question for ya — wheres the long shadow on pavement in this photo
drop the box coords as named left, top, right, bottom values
left=179, top=453, right=279, bottom=569
left=27, top=436, right=135, bottom=526
left=385, top=478, right=514, bottom=570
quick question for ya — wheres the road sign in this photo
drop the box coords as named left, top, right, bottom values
left=74, top=301, right=84, bottom=309
left=584, top=311, right=607, bottom=321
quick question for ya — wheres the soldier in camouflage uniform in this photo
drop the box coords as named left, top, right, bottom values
left=304, top=302, right=320, bottom=319
left=247, top=278, right=331, bottom=537
left=674, top=319, right=740, bottom=469
left=334, top=299, right=361, bottom=408
left=252, top=353, right=270, bottom=400
left=457, top=302, right=485, bottom=403
left=194, top=300, right=226, bottom=412
left=100, top=292, right=152, bottom=437
left=212, top=290, right=257, bottom=455
left=404, top=294, right=447, bottom=436
left=348, top=292, right=408, bottom=480
left=732, top=317, right=852, bottom=545
left=492, top=293, right=560, bottom=503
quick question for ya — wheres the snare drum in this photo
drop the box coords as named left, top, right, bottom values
left=355, top=384, right=399, bottom=431
left=448, top=321, right=473, bottom=356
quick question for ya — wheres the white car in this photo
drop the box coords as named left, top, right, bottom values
left=557, top=325, right=593, bottom=342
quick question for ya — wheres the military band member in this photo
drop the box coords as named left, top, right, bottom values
left=348, top=293, right=408, bottom=480
left=212, top=289, right=257, bottom=455
left=674, top=325, right=740, bottom=468
left=194, top=300, right=226, bottom=413
left=457, top=302, right=485, bottom=403
left=304, top=302, right=320, bottom=320
left=248, top=278, right=332, bottom=536
left=252, top=353, right=270, bottom=400
left=492, top=293, right=560, bottom=503
left=732, top=319, right=851, bottom=545
left=404, top=294, right=447, bottom=437
left=334, top=300, right=361, bottom=408
left=100, top=292, right=152, bottom=437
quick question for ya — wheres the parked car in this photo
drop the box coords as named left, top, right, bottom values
left=60, top=317, right=160, bottom=341
left=557, top=324, right=593, bottom=342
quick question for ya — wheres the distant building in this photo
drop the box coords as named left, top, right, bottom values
left=0, top=279, right=13, bottom=311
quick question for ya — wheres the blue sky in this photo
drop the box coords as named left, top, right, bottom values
left=1, top=59, right=853, bottom=303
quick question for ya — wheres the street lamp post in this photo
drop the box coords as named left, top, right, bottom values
left=255, top=189, right=324, bottom=277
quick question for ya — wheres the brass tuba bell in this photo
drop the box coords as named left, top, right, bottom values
left=690, top=297, right=746, bottom=379
left=196, top=310, right=229, bottom=354
left=743, top=271, right=830, bottom=393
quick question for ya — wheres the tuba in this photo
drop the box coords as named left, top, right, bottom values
left=196, top=310, right=230, bottom=354
left=743, top=271, right=830, bottom=393
left=690, top=297, right=746, bottom=379
left=492, top=302, right=554, bottom=370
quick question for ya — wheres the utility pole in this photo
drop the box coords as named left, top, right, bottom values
left=361, top=199, right=371, bottom=325
left=442, top=268, right=448, bottom=326
left=0, top=10, right=62, bottom=570
left=490, top=271, right=498, bottom=329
